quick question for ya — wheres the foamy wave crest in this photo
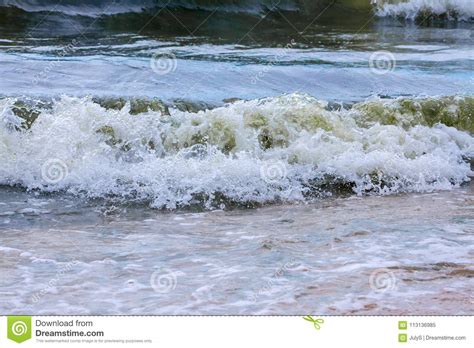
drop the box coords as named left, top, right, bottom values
left=0, top=94, right=472, bottom=209
left=375, top=0, right=474, bottom=21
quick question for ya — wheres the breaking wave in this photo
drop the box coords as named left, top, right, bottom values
left=1, top=94, right=473, bottom=209
left=2, top=0, right=472, bottom=21
left=375, top=0, right=474, bottom=21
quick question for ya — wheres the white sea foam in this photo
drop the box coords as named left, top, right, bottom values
left=375, top=0, right=474, bottom=20
left=0, top=94, right=472, bottom=209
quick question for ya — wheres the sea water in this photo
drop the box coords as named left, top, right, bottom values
left=0, top=0, right=473, bottom=314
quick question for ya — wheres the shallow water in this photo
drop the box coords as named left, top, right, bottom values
left=0, top=182, right=473, bottom=314
left=0, top=1, right=473, bottom=102
left=0, top=0, right=473, bottom=315
left=0, top=24, right=473, bottom=102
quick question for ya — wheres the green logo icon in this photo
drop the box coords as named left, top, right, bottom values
left=303, top=315, right=324, bottom=330
left=398, top=333, right=408, bottom=343
left=399, top=321, right=407, bottom=330
left=7, top=316, right=32, bottom=343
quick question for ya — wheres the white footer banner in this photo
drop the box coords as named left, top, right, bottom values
left=0, top=316, right=471, bottom=347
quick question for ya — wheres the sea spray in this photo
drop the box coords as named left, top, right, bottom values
left=0, top=93, right=472, bottom=209
left=375, top=0, right=474, bottom=21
